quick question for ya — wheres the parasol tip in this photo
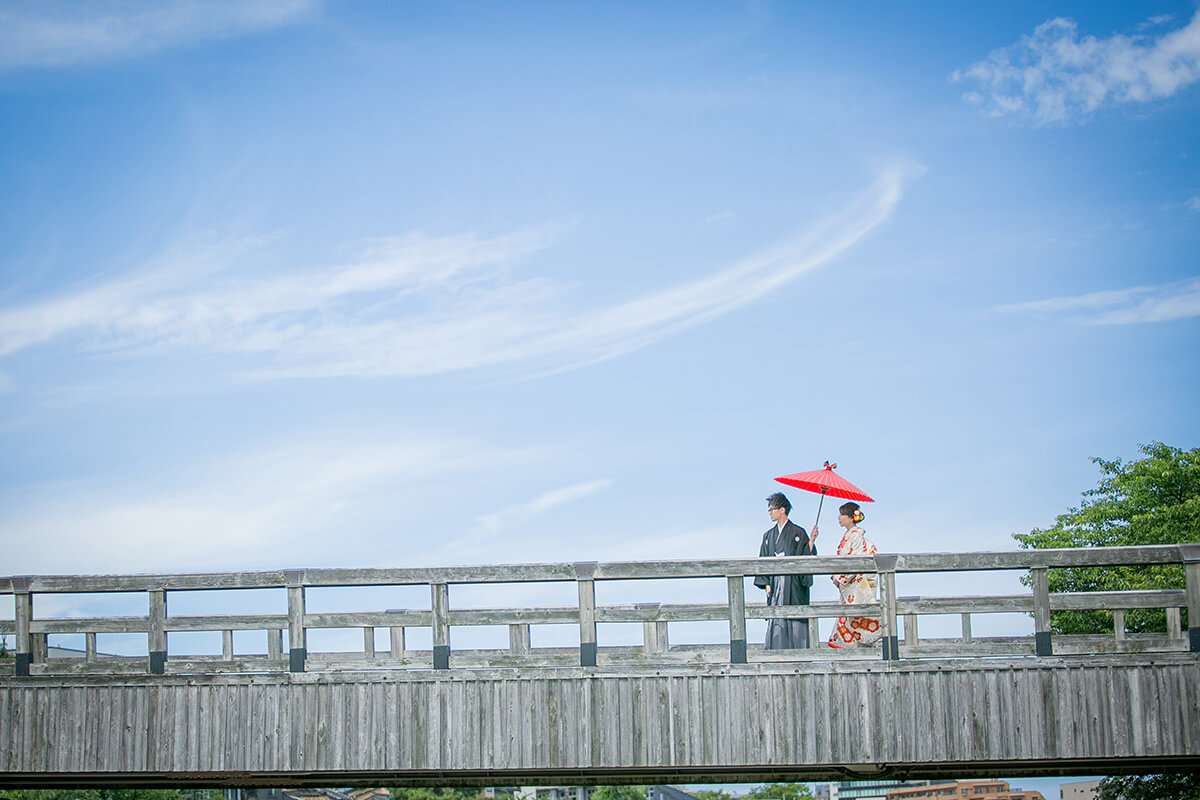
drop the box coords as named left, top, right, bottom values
left=824, top=461, right=837, bottom=470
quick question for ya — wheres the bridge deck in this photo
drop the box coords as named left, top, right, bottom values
left=2, top=545, right=1198, bottom=785
left=3, top=654, right=1199, bottom=787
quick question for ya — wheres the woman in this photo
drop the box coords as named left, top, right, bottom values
left=825, top=501, right=882, bottom=648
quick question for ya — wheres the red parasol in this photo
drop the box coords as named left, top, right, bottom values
left=775, top=461, right=874, bottom=532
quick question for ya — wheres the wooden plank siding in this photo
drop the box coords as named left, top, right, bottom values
left=1, top=656, right=1197, bottom=786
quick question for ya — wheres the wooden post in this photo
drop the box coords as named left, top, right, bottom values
left=13, top=578, right=31, bottom=677
left=267, top=629, right=283, bottom=662
left=1112, top=610, right=1126, bottom=642
left=222, top=630, right=234, bottom=661
left=575, top=562, right=597, bottom=667
left=638, top=603, right=666, bottom=655
left=431, top=583, right=450, bottom=669
left=32, top=634, right=47, bottom=664
left=509, top=624, right=530, bottom=656
left=148, top=589, right=167, bottom=674
left=363, top=627, right=375, bottom=658
left=285, top=570, right=307, bottom=672
left=961, top=613, right=973, bottom=643
left=875, top=555, right=899, bottom=660
left=727, top=575, right=747, bottom=664
left=1181, top=543, right=1200, bottom=653
left=1032, top=566, right=1053, bottom=656
left=85, top=632, right=97, bottom=663
left=1167, top=607, right=1182, bottom=640
left=386, top=610, right=406, bottom=659
left=901, top=597, right=919, bottom=647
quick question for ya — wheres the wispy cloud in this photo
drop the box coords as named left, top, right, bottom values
left=0, top=0, right=318, bottom=70
left=0, top=166, right=921, bottom=380
left=475, top=479, right=614, bottom=541
left=0, top=433, right=536, bottom=574
left=953, top=9, right=1200, bottom=125
left=997, top=276, right=1200, bottom=324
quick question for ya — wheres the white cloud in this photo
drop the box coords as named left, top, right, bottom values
left=474, top=479, right=614, bottom=541
left=1140, top=15, right=1176, bottom=31
left=953, top=9, right=1200, bottom=125
left=1187, top=196, right=1200, bottom=213
left=0, top=228, right=552, bottom=359
left=0, top=0, right=318, bottom=70
left=0, top=165, right=921, bottom=380
left=997, top=276, right=1200, bottom=324
left=0, top=433, right=537, bottom=574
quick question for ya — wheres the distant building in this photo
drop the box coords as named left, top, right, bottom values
left=1058, top=780, right=1101, bottom=800
left=887, top=779, right=1044, bottom=800
left=281, top=790, right=359, bottom=800
left=648, top=787, right=698, bottom=800
left=816, top=780, right=933, bottom=800
left=517, top=787, right=595, bottom=800
left=649, top=788, right=699, bottom=800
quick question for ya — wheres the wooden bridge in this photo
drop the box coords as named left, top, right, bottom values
left=1, top=544, right=1198, bottom=787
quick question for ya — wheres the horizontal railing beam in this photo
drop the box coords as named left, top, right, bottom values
left=2, top=545, right=1189, bottom=595
left=450, top=607, right=578, bottom=625
left=31, top=617, right=150, bottom=635
left=166, top=614, right=288, bottom=632
left=304, top=611, right=431, bottom=628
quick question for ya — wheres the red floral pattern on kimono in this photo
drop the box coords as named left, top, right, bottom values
left=828, top=526, right=882, bottom=648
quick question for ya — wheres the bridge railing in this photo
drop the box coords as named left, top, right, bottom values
left=1, top=544, right=1197, bottom=676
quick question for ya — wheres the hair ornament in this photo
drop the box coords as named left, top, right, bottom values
left=852, top=509, right=865, bottom=523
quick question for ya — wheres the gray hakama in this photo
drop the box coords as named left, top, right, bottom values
left=754, top=519, right=816, bottom=650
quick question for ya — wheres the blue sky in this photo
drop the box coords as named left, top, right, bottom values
left=1, top=4, right=1196, bottom=794
left=1, top=1, right=1199, bottom=611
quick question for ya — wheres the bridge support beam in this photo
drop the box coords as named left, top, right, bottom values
left=1183, top=543, right=1200, bottom=653
left=432, top=583, right=450, bottom=670
left=148, top=590, right=167, bottom=675
left=875, top=555, right=899, bottom=661
left=285, top=570, right=306, bottom=673
left=575, top=562, right=597, bottom=667
left=727, top=575, right=747, bottom=664
left=1032, top=567, right=1053, bottom=656
left=12, top=578, right=31, bottom=678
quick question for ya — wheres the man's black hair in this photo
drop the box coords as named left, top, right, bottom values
left=766, top=492, right=791, bottom=514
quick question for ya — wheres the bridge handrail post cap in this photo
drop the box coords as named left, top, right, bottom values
left=873, top=554, right=899, bottom=571
left=1179, top=543, right=1200, bottom=563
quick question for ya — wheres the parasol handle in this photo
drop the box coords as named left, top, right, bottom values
left=812, top=488, right=827, bottom=538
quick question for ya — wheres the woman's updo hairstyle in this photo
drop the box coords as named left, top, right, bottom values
left=840, top=502, right=865, bottom=524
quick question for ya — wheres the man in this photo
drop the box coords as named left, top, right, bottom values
left=754, top=492, right=818, bottom=649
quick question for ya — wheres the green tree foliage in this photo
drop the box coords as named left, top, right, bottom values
left=1, top=791, right=222, bottom=800
left=590, top=787, right=647, bottom=800
left=1013, top=442, right=1200, bottom=634
left=743, top=783, right=814, bottom=800
left=690, top=791, right=735, bottom=800
left=1098, top=772, right=1200, bottom=800
left=382, top=789, right=484, bottom=800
